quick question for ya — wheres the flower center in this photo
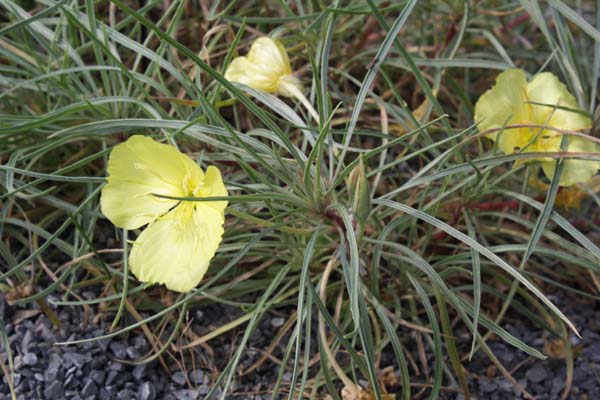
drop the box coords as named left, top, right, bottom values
left=182, top=170, right=203, bottom=197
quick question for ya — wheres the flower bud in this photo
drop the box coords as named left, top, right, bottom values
left=347, top=156, right=370, bottom=225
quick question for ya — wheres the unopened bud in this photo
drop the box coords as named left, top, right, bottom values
left=346, top=156, right=370, bottom=225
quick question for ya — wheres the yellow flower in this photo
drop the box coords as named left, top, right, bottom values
left=100, top=136, right=228, bottom=293
left=224, top=36, right=303, bottom=98
left=474, top=68, right=600, bottom=186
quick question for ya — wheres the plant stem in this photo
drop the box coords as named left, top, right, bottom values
left=280, top=80, right=321, bottom=124
left=319, top=257, right=359, bottom=396
left=226, top=208, right=312, bottom=235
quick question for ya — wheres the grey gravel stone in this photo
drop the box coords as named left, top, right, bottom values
left=12, top=355, right=24, bottom=371
left=588, top=342, right=600, bottom=362
left=582, top=375, right=598, bottom=391
left=499, top=351, right=514, bottom=364
left=21, top=331, right=33, bottom=352
left=569, top=333, right=581, bottom=346
left=270, top=317, right=285, bottom=329
left=551, top=376, right=565, bottom=397
left=113, top=371, right=131, bottom=387
left=133, top=336, right=147, bottom=352
left=63, top=372, right=78, bottom=389
left=36, top=324, right=56, bottom=343
left=138, top=382, right=156, bottom=400
left=63, top=352, right=89, bottom=368
left=109, top=342, right=127, bottom=359
left=44, top=359, right=61, bottom=382
left=126, top=347, right=139, bottom=359
left=99, top=388, right=112, bottom=400
left=10, top=373, right=21, bottom=389
left=108, top=361, right=124, bottom=371
left=136, top=382, right=154, bottom=400
left=105, top=370, right=119, bottom=386
left=479, top=378, right=497, bottom=393
left=132, top=364, right=147, bottom=381
left=96, top=338, right=111, bottom=353
left=22, top=353, right=37, bottom=366
left=496, top=377, right=514, bottom=392
left=171, top=371, right=187, bottom=386
left=81, top=380, right=97, bottom=397
left=43, top=381, right=64, bottom=400
left=189, top=370, right=203, bottom=385
left=174, top=389, right=198, bottom=400
left=65, top=366, right=77, bottom=377
left=526, top=364, right=547, bottom=383
left=198, top=384, right=209, bottom=395
left=90, top=370, right=105, bottom=385
left=117, top=388, right=135, bottom=400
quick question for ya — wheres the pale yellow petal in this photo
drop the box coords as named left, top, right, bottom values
left=194, top=166, right=228, bottom=215
left=129, top=202, right=225, bottom=293
left=540, top=136, right=600, bottom=186
left=224, top=56, right=279, bottom=93
left=247, top=37, right=292, bottom=77
left=100, top=135, right=203, bottom=230
left=474, top=69, right=529, bottom=134
left=101, top=181, right=179, bottom=230
left=474, top=69, right=532, bottom=155
left=224, top=37, right=297, bottom=96
left=527, top=72, right=591, bottom=132
left=274, top=39, right=292, bottom=74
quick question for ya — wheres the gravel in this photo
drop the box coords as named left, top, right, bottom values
left=525, top=364, right=547, bottom=383
left=270, top=317, right=285, bottom=329
left=80, top=380, right=98, bottom=397
left=189, top=370, right=204, bottom=385
left=43, top=381, right=64, bottom=399
left=0, top=293, right=219, bottom=399
left=1, top=283, right=599, bottom=399
left=460, top=291, right=600, bottom=399
left=22, top=353, right=38, bottom=366
left=171, top=371, right=187, bottom=386
left=138, top=382, right=156, bottom=400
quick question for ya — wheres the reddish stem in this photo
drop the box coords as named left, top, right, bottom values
left=504, top=12, right=530, bottom=32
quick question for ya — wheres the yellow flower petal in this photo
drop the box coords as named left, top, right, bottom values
left=247, top=37, right=292, bottom=77
left=224, top=56, right=280, bottom=93
left=129, top=202, right=226, bottom=293
left=475, top=69, right=597, bottom=187
left=540, top=136, right=600, bottom=186
left=101, top=135, right=203, bottom=230
left=527, top=72, right=591, bottom=132
left=555, top=185, right=587, bottom=210
left=224, top=37, right=302, bottom=97
left=195, top=166, right=228, bottom=215
left=474, top=69, right=531, bottom=154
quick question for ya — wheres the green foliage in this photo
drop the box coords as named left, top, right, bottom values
left=1, top=1, right=600, bottom=399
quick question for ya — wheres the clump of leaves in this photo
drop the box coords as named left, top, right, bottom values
left=1, top=1, right=599, bottom=399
